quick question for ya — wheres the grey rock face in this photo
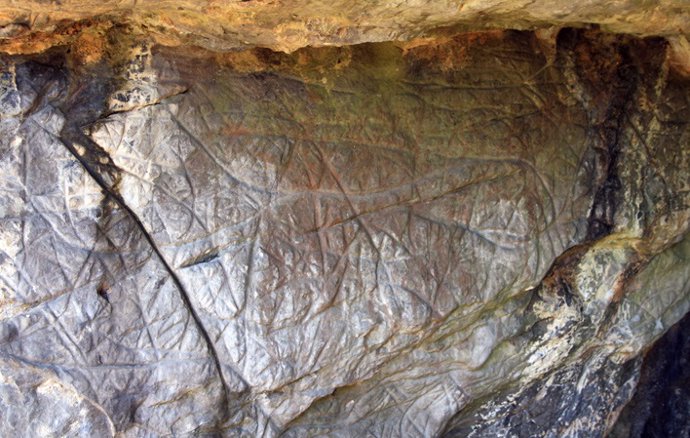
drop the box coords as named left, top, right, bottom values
left=0, top=28, right=688, bottom=436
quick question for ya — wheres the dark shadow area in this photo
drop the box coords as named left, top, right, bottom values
left=609, top=310, right=690, bottom=438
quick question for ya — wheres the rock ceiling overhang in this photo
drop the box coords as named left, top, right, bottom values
left=0, top=0, right=688, bottom=54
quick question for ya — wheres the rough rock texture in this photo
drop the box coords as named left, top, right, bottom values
left=0, top=4, right=689, bottom=438
left=609, top=311, right=690, bottom=438
left=0, top=0, right=689, bottom=53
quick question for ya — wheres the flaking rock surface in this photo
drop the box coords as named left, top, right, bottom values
left=0, top=24, right=689, bottom=437
left=0, top=0, right=689, bottom=53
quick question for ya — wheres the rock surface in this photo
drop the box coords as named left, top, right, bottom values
left=0, top=3, right=689, bottom=438
left=0, top=0, right=688, bottom=53
left=609, top=310, right=690, bottom=438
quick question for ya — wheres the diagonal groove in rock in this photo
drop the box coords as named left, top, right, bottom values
left=40, top=59, right=244, bottom=417
left=56, top=126, right=238, bottom=405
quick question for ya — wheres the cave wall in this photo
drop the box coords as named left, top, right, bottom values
left=610, top=310, right=690, bottom=438
left=0, top=8, right=689, bottom=438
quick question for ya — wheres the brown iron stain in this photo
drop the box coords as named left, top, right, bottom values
left=96, top=280, right=111, bottom=303
left=0, top=19, right=112, bottom=55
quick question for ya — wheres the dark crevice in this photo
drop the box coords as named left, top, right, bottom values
left=556, top=29, right=641, bottom=243
left=585, top=45, right=638, bottom=241
left=180, top=248, right=221, bottom=268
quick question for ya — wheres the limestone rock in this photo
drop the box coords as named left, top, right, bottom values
left=0, top=6, right=689, bottom=438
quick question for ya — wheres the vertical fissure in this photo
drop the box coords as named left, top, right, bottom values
left=585, top=44, right=639, bottom=241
